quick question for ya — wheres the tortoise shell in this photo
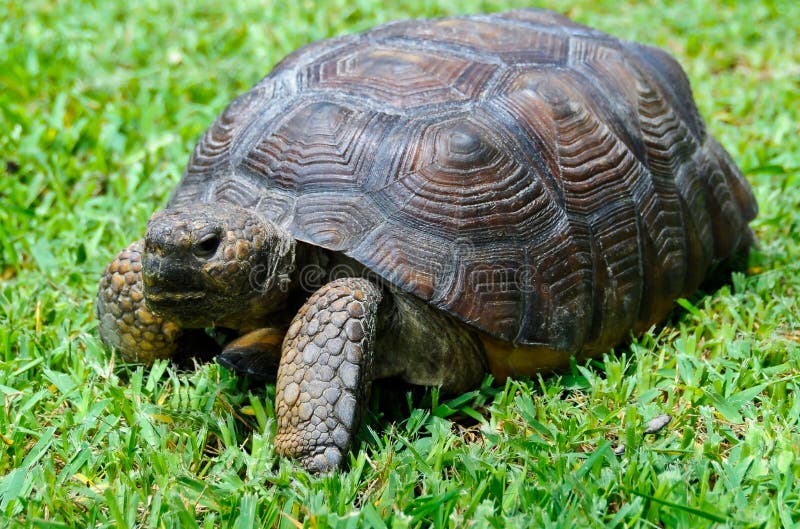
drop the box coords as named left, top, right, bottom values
left=167, top=8, right=757, bottom=358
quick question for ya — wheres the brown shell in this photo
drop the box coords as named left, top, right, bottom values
left=168, top=9, right=757, bottom=356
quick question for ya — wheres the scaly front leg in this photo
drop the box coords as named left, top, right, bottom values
left=96, top=240, right=183, bottom=363
left=274, top=278, right=382, bottom=472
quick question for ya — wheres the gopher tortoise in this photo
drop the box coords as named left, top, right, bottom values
left=97, top=8, right=757, bottom=472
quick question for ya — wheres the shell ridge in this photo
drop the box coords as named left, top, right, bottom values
left=637, top=86, right=714, bottom=293
left=545, top=76, right=649, bottom=348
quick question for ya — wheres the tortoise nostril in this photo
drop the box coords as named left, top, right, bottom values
left=144, top=239, right=160, bottom=255
left=194, top=233, right=221, bottom=258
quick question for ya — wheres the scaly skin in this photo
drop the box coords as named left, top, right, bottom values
left=273, top=278, right=381, bottom=472
left=96, top=240, right=182, bottom=363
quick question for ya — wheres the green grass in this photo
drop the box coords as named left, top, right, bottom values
left=1, top=0, right=799, bottom=527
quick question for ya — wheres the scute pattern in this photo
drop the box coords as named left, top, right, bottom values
left=309, top=45, right=498, bottom=109
left=239, top=101, right=395, bottom=191
left=376, top=18, right=569, bottom=65
left=537, top=76, right=645, bottom=349
left=171, top=9, right=757, bottom=357
left=635, top=69, right=715, bottom=291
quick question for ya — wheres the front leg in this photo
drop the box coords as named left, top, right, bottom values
left=274, top=278, right=381, bottom=472
left=96, top=240, right=183, bottom=363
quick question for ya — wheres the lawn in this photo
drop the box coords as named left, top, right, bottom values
left=1, top=0, right=798, bottom=527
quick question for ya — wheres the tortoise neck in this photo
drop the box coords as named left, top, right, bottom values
left=289, top=242, right=373, bottom=297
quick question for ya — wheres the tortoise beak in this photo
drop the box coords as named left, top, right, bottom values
left=141, top=254, right=207, bottom=307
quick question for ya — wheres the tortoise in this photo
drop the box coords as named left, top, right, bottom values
left=96, top=8, right=757, bottom=472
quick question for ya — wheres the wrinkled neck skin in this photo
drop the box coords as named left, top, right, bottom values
left=221, top=245, right=374, bottom=332
left=215, top=240, right=323, bottom=332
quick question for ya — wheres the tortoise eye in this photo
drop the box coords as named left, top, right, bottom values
left=194, top=233, right=221, bottom=258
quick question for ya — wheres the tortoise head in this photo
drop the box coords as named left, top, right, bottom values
left=142, top=203, right=295, bottom=328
